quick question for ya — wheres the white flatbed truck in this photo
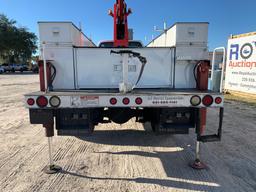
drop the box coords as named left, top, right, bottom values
left=24, top=1, right=224, bottom=174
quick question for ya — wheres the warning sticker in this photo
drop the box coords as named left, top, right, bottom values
left=80, top=96, right=99, bottom=106
left=71, top=96, right=99, bottom=107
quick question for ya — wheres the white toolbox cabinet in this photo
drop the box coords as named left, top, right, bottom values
left=38, top=22, right=95, bottom=47
left=148, top=22, right=209, bottom=88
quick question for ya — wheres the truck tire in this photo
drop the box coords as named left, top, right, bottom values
left=151, top=122, right=160, bottom=134
left=142, top=122, right=152, bottom=132
left=150, top=109, right=161, bottom=134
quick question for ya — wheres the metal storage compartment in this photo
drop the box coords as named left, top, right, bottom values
left=147, top=22, right=208, bottom=48
left=39, top=22, right=209, bottom=90
left=147, top=22, right=209, bottom=89
left=38, top=22, right=95, bottom=47
left=74, top=48, right=175, bottom=89
left=38, top=22, right=96, bottom=90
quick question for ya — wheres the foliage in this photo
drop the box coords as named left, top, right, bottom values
left=0, top=14, right=37, bottom=63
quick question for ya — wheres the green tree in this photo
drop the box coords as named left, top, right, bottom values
left=0, top=14, right=37, bottom=63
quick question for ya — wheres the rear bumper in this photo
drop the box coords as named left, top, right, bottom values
left=25, top=90, right=224, bottom=109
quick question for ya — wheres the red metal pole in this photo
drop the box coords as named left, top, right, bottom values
left=190, top=60, right=210, bottom=170
left=197, top=61, right=210, bottom=134
left=109, top=0, right=131, bottom=47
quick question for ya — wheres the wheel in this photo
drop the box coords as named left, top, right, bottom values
left=151, top=121, right=160, bottom=133
left=150, top=109, right=161, bottom=134
left=143, top=122, right=152, bottom=132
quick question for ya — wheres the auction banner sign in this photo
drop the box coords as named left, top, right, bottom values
left=225, top=33, right=256, bottom=94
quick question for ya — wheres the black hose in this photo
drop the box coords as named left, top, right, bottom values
left=193, top=61, right=202, bottom=89
left=48, top=63, right=56, bottom=91
left=110, top=50, right=147, bottom=87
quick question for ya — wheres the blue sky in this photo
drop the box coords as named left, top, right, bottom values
left=0, top=0, right=255, bottom=50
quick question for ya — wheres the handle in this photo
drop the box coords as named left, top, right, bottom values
left=211, top=47, right=226, bottom=93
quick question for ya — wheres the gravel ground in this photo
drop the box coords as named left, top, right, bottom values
left=0, top=74, right=255, bottom=192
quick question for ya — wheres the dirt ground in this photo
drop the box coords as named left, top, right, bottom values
left=0, top=74, right=256, bottom=192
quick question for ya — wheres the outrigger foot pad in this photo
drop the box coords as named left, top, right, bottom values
left=189, top=159, right=207, bottom=170
left=43, top=165, right=62, bottom=174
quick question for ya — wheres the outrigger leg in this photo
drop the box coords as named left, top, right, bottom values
left=190, top=140, right=207, bottom=169
left=190, top=108, right=207, bottom=170
left=43, top=122, right=62, bottom=174
left=190, top=107, right=224, bottom=169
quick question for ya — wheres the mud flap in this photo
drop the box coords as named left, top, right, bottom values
left=56, top=109, right=96, bottom=136
left=151, top=108, right=195, bottom=134
left=29, top=109, right=53, bottom=124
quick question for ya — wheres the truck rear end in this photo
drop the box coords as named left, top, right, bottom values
left=25, top=21, right=224, bottom=172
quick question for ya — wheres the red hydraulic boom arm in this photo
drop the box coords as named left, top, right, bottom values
left=109, top=0, right=132, bottom=47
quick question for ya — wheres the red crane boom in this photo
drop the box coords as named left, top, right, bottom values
left=109, top=0, right=132, bottom=47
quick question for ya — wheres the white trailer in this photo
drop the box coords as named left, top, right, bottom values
left=25, top=21, right=224, bottom=173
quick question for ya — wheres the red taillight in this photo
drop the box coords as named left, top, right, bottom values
left=202, top=95, right=213, bottom=106
left=27, top=98, right=35, bottom=106
left=215, top=97, right=222, bottom=104
left=135, top=97, right=143, bottom=105
left=110, top=98, right=117, bottom=105
left=123, top=98, right=130, bottom=105
left=36, top=96, right=48, bottom=108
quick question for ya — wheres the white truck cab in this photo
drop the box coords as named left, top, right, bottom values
left=99, top=40, right=143, bottom=48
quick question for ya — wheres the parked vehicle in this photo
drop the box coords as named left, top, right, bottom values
left=9, top=64, right=18, bottom=72
left=0, top=66, right=5, bottom=74
left=31, top=64, right=39, bottom=73
left=99, top=40, right=143, bottom=48
left=21, top=64, right=29, bottom=71
left=25, top=0, right=224, bottom=173
left=2, top=64, right=27, bottom=72
left=1, top=63, right=10, bottom=72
